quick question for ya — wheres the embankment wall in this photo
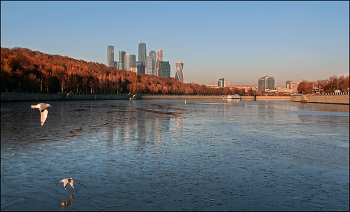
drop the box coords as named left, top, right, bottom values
left=1, top=92, right=293, bottom=102
left=140, top=95, right=290, bottom=101
left=291, top=93, right=349, bottom=105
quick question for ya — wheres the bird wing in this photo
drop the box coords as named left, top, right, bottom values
left=60, top=179, right=68, bottom=189
left=31, top=104, right=40, bottom=109
left=68, top=178, right=74, bottom=188
left=69, top=181, right=74, bottom=188
left=40, top=109, right=48, bottom=126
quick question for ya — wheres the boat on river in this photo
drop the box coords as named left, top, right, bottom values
left=227, top=94, right=241, bottom=99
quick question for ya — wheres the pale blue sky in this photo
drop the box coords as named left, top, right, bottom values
left=1, top=1, right=349, bottom=86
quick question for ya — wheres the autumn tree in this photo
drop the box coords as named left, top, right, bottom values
left=297, top=80, right=314, bottom=94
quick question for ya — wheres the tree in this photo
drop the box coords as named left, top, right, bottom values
left=297, top=80, right=314, bottom=94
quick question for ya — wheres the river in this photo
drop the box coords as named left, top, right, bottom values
left=1, top=99, right=349, bottom=210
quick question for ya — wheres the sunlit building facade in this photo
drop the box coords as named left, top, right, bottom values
left=124, top=54, right=136, bottom=71
left=129, top=67, right=137, bottom=74
left=258, top=75, right=275, bottom=91
left=218, top=78, right=226, bottom=87
left=107, top=45, right=114, bottom=67
left=175, top=60, right=184, bottom=83
left=156, top=49, right=163, bottom=76
left=286, top=81, right=300, bottom=90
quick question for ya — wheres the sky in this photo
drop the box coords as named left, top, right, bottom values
left=1, top=1, right=349, bottom=86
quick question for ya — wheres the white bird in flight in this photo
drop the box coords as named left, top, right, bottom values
left=31, top=103, right=52, bottom=126
left=60, top=178, right=74, bottom=189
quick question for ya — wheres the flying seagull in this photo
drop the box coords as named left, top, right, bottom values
left=31, top=103, right=52, bottom=126
left=60, top=178, right=74, bottom=189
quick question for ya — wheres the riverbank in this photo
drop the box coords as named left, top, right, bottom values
left=1, top=92, right=293, bottom=102
left=291, top=93, right=349, bottom=105
left=140, top=95, right=291, bottom=101
left=0, top=92, right=132, bottom=101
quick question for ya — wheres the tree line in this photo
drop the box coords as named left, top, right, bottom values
left=297, top=75, right=349, bottom=94
left=2, top=47, right=348, bottom=96
left=1, top=47, right=222, bottom=95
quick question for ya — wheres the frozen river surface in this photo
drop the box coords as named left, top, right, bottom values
left=1, top=99, right=349, bottom=211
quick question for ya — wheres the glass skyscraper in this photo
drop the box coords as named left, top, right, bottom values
left=149, top=51, right=156, bottom=75
left=218, top=78, right=226, bottom=87
left=158, top=61, right=170, bottom=77
left=145, top=56, right=154, bottom=75
left=107, top=45, right=114, bottom=67
left=124, top=54, right=136, bottom=71
left=175, top=60, right=184, bottom=83
left=136, top=61, right=145, bottom=74
left=118, top=51, right=126, bottom=70
left=138, top=42, right=146, bottom=64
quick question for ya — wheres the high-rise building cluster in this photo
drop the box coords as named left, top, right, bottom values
left=258, top=75, right=275, bottom=91
left=107, top=42, right=184, bottom=82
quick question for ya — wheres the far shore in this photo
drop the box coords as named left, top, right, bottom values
left=1, top=92, right=292, bottom=102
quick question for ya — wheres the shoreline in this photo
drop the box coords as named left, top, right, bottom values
left=290, top=94, right=349, bottom=105
left=1, top=92, right=291, bottom=102
left=2, top=92, right=348, bottom=104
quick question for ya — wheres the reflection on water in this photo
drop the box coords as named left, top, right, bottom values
left=1, top=100, right=349, bottom=211
left=59, top=192, right=74, bottom=208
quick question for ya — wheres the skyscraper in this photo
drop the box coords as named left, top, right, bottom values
left=138, top=42, right=147, bottom=63
left=258, top=75, right=275, bottom=91
left=156, top=49, right=163, bottom=76
left=136, top=42, right=146, bottom=75
left=149, top=51, right=156, bottom=75
left=124, top=54, right=136, bottom=71
left=158, top=61, right=170, bottom=77
left=175, top=60, right=184, bottom=83
left=218, top=78, right=226, bottom=88
left=136, top=61, right=145, bottom=74
left=267, top=77, right=275, bottom=90
left=118, top=51, right=126, bottom=70
left=145, top=56, right=154, bottom=75
left=107, top=45, right=114, bottom=67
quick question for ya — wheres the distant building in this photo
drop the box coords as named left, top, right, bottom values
left=138, top=42, right=146, bottom=64
left=156, top=49, right=163, bottom=76
left=149, top=51, right=156, bottom=75
left=129, top=67, right=137, bottom=74
left=118, top=51, right=126, bottom=70
left=124, top=54, right=136, bottom=71
left=207, top=85, right=220, bottom=89
left=114, top=61, right=118, bottom=69
left=231, top=85, right=255, bottom=92
left=286, top=81, right=300, bottom=90
left=258, top=75, right=275, bottom=91
left=107, top=45, right=114, bottom=67
left=145, top=56, right=154, bottom=75
left=158, top=61, right=170, bottom=77
left=175, top=60, right=184, bottom=83
left=136, top=61, right=145, bottom=74
left=218, top=78, right=226, bottom=88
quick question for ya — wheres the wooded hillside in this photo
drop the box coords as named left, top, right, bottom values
left=1, top=47, right=227, bottom=95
